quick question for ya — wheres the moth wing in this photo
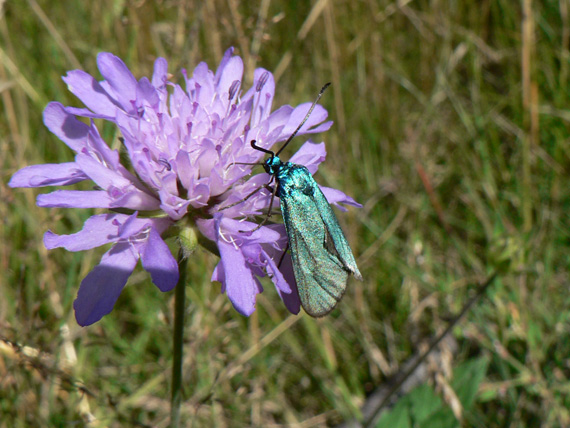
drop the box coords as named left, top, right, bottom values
left=312, top=185, right=362, bottom=280
left=281, top=186, right=349, bottom=317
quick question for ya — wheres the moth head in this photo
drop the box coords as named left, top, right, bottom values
left=263, top=155, right=282, bottom=175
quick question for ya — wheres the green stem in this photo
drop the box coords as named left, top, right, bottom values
left=170, top=248, right=187, bottom=428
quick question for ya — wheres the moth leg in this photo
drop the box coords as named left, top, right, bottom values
left=239, top=183, right=279, bottom=233
left=219, top=176, right=275, bottom=211
left=277, top=242, right=290, bottom=268
left=265, top=243, right=289, bottom=280
left=219, top=186, right=263, bottom=211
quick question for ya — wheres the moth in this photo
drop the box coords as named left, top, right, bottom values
left=228, top=83, right=362, bottom=316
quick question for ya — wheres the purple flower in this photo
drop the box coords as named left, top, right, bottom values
left=9, top=48, right=360, bottom=325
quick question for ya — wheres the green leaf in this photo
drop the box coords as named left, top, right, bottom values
left=375, top=395, right=412, bottom=428
left=451, top=357, right=489, bottom=409
left=408, top=383, right=442, bottom=422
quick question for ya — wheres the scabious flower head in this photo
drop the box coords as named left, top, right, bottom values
left=9, top=48, right=360, bottom=325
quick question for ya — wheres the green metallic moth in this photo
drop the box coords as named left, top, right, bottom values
left=251, top=83, right=362, bottom=317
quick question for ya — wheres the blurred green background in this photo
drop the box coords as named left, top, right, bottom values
left=2, top=0, right=570, bottom=426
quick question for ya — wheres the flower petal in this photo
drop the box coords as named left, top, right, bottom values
left=278, top=104, right=332, bottom=141
left=140, top=227, right=178, bottom=292
left=73, top=242, right=138, bottom=326
left=262, top=249, right=291, bottom=293
left=97, top=52, right=137, bottom=111
left=136, top=77, right=159, bottom=109
left=274, top=252, right=301, bottom=314
left=212, top=215, right=264, bottom=315
left=152, top=57, right=168, bottom=89
left=43, top=102, right=90, bottom=152
left=64, top=106, right=113, bottom=120
left=289, top=141, right=326, bottom=174
left=211, top=260, right=225, bottom=289
left=9, top=163, right=86, bottom=188
left=320, top=186, right=362, bottom=211
left=117, top=212, right=143, bottom=239
left=220, top=217, right=283, bottom=245
left=217, top=238, right=261, bottom=316
left=74, top=153, right=160, bottom=210
left=215, top=49, right=244, bottom=97
left=75, top=153, right=129, bottom=189
left=44, top=213, right=127, bottom=251
left=62, top=70, right=119, bottom=116
left=37, top=190, right=113, bottom=208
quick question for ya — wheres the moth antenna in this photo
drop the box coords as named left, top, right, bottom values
left=275, top=82, right=331, bottom=157
left=251, top=140, right=275, bottom=157
left=223, top=160, right=262, bottom=171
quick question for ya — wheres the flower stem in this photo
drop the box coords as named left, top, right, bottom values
left=170, top=248, right=187, bottom=427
